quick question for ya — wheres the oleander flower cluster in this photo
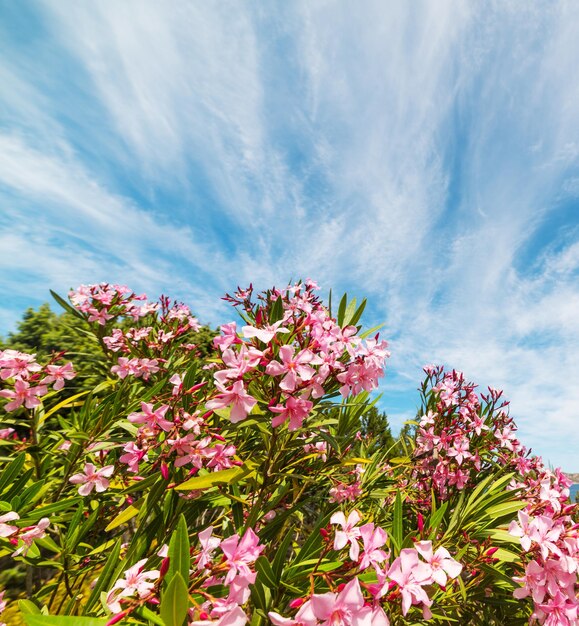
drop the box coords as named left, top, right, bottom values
left=411, top=366, right=525, bottom=499
left=0, top=279, right=576, bottom=626
left=508, top=465, right=578, bottom=625
left=270, top=510, right=463, bottom=625
left=0, top=349, right=75, bottom=412
left=106, top=527, right=264, bottom=626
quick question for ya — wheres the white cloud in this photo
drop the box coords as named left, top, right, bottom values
left=1, top=1, right=579, bottom=468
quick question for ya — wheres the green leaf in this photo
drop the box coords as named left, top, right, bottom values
left=348, top=298, right=367, bottom=327
left=269, top=295, right=284, bottom=324
left=83, top=539, right=122, bottom=614
left=272, top=529, right=294, bottom=579
left=105, top=503, right=140, bottom=531
left=160, top=571, right=189, bottom=626
left=175, top=465, right=254, bottom=490
left=337, top=293, right=348, bottom=325
left=49, top=290, right=86, bottom=320
left=255, top=555, right=277, bottom=588
left=18, top=599, right=41, bottom=615
left=0, top=452, right=26, bottom=494
left=391, top=492, right=403, bottom=552
left=23, top=618, right=108, bottom=626
left=168, top=514, right=190, bottom=585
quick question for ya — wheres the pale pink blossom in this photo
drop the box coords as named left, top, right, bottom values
left=43, top=362, right=76, bottom=390
left=214, top=322, right=241, bottom=351
left=0, top=379, right=47, bottom=411
left=12, top=518, right=50, bottom=556
left=270, top=395, right=313, bottom=430
left=128, top=402, right=173, bottom=432
left=269, top=601, right=318, bottom=626
left=189, top=605, right=248, bottom=626
left=119, top=442, right=148, bottom=473
left=0, top=511, right=19, bottom=537
left=197, top=526, right=221, bottom=570
left=310, top=577, right=365, bottom=626
left=206, top=381, right=257, bottom=423
left=106, top=559, right=160, bottom=613
left=242, top=320, right=289, bottom=344
left=385, top=549, right=433, bottom=616
left=330, top=510, right=362, bottom=561
left=266, top=346, right=319, bottom=392
left=414, top=541, right=463, bottom=587
left=69, top=463, right=114, bottom=495
left=220, top=528, right=264, bottom=585
left=358, top=523, right=388, bottom=571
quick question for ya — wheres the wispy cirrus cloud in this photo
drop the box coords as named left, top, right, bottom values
left=1, top=0, right=579, bottom=468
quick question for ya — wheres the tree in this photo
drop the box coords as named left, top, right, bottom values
left=359, top=405, right=396, bottom=454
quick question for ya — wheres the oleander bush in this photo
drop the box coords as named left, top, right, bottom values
left=0, top=280, right=577, bottom=626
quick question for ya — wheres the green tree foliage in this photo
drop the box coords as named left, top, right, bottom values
left=359, top=405, right=396, bottom=454
left=0, top=302, right=216, bottom=390
left=0, top=304, right=106, bottom=389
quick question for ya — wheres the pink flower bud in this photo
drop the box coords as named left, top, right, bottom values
left=417, top=512, right=424, bottom=533
left=289, top=598, right=305, bottom=609
left=161, top=463, right=169, bottom=480
left=106, top=611, right=129, bottom=625
left=159, top=557, right=170, bottom=579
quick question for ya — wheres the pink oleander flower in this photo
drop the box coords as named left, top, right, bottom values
left=196, top=526, right=221, bottom=570
left=310, top=577, right=366, bottom=626
left=220, top=528, right=264, bottom=585
left=0, top=427, right=15, bottom=439
left=358, top=523, right=388, bottom=571
left=270, top=395, right=313, bottom=430
left=206, top=444, right=237, bottom=470
left=269, top=601, right=318, bottom=626
left=69, top=463, right=114, bottom=496
left=110, top=357, right=132, bottom=379
left=513, top=559, right=547, bottom=603
left=106, top=559, right=160, bottom=614
left=0, top=379, right=48, bottom=411
left=330, top=510, right=362, bottom=561
left=536, top=590, right=578, bottom=626
left=529, top=515, right=563, bottom=560
left=87, top=307, right=114, bottom=325
left=385, top=549, right=433, bottom=617
left=214, top=345, right=263, bottom=385
left=0, top=511, right=19, bottom=537
left=214, top=322, right=241, bottom=351
left=119, top=442, right=148, bottom=473
left=508, top=510, right=534, bottom=552
left=128, top=402, right=173, bottom=432
left=206, top=381, right=257, bottom=423
left=242, top=320, right=289, bottom=344
left=446, top=436, right=471, bottom=466
left=12, top=518, right=50, bottom=556
left=266, top=346, right=319, bottom=392
left=329, top=481, right=362, bottom=503
left=0, top=349, right=41, bottom=379
left=414, top=541, right=463, bottom=587
left=190, top=605, right=248, bottom=626
left=43, top=362, right=76, bottom=390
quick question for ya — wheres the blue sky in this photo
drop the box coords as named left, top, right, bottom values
left=1, top=1, right=579, bottom=470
